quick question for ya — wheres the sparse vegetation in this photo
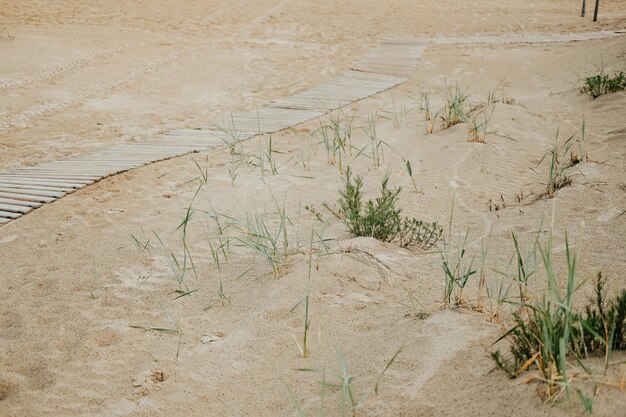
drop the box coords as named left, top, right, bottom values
left=440, top=86, right=469, bottom=129
left=403, top=159, right=421, bottom=194
left=318, top=109, right=354, bottom=170
left=380, top=96, right=411, bottom=128
left=491, top=227, right=626, bottom=403
left=440, top=229, right=476, bottom=306
left=130, top=306, right=184, bottom=359
left=464, top=106, right=493, bottom=143
left=533, top=128, right=579, bottom=198
left=487, top=79, right=516, bottom=105
left=292, top=230, right=315, bottom=358
left=575, top=272, right=626, bottom=354
left=236, top=200, right=293, bottom=277
left=491, top=228, right=583, bottom=397
left=253, top=135, right=279, bottom=175
left=325, top=168, right=441, bottom=250
left=581, top=68, right=626, bottom=98
left=419, top=88, right=439, bottom=134
left=289, top=345, right=401, bottom=416
left=363, top=109, right=384, bottom=167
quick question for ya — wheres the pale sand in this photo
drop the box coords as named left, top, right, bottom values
left=1, top=1, right=626, bottom=416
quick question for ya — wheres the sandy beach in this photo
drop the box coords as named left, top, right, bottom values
left=1, top=1, right=626, bottom=416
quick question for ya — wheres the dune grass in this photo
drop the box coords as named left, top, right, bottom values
left=289, top=344, right=402, bottom=416
left=236, top=196, right=293, bottom=277
left=440, top=86, right=469, bottom=129
left=317, top=109, right=354, bottom=170
left=491, top=225, right=584, bottom=400
left=291, top=229, right=315, bottom=358
left=532, top=128, right=580, bottom=198
left=491, top=224, right=626, bottom=404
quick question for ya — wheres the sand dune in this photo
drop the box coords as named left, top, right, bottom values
left=1, top=1, right=625, bottom=416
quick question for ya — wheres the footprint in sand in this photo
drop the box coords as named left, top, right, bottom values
left=131, top=369, right=167, bottom=397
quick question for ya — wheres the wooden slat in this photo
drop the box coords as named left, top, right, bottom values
left=0, top=210, right=22, bottom=220
left=0, top=178, right=88, bottom=189
left=1, top=172, right=102, bottom=181
left=0, top=197, right=43, bottom=208
left=0, top=203, right=32, bottom=214
left=0, top=191, right=56, bottom=203
left=0, top=185, right=68, bottom=197
left=0, top=176, right=93, bottom=186
left=0, top=218, right=11, bottom=225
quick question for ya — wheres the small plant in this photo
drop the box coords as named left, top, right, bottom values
left=581, top=66, right=626, bottom=98
left=333, top=168, right=400, bottom=241
left=396, top=218, right=443, bottom=250
left=363, top=109, right=384, bottom=166
left=440, top=229, right=477, bottom=306
left=318, top=109, right=353, bottom=170
left=397, top=283, right=429, bottom=319
left=575, top=272, right=626, bottom=356
left=492, top=228, right=583, bottom=398
left=465, top=106, right=493, bottom=143
left=289, top=347, right=357, bottom=417
left=419, top=88, right=432, bottom=121
left=205, top=205, right=234, bottom=271
left=440, top=197, right=476, bottom=306
left=290, top=345, right=401, bottom=416
left=296, top=133, right=315, bottom=172
left=571, top=117, right=588, bottom=164
left=380, top=96, right=410, bottom=128
left=419, top=88, right=440, bottom=134
left=253, top=135, right=279, bottom=175
left=291, top=230, right=315, bottom=358
left=217, top=114, right=245, bottom=157
left=326, top=168, right=441, bottom=250
left=510, top=231, right=541, bottom=304
left=485, top=277, right=514, bottom=321
left=440, top=86, right=469, bottom=129
left=534, top=128, right=579, bottom=198
left=228, top=164, right=239, bottom=185
left=130, top=306, right=183, bottom=359
left=334, top=345, right=358, bottom=416
left=171, top=189, right=204, bottom=292
left=215, top=279, right=231, bottom=307
left=236, top=199, right=292, bottom=276
left=487, top=79, right=515, bottom=105
left=403, top=159, right=421, bottom=194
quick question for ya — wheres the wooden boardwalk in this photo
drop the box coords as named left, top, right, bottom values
left=0, top=30, right=621, bottom=226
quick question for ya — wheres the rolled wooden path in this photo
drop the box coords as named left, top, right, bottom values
left=0, top=30, right=621, bottom=226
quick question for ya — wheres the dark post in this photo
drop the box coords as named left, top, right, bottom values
left=581, top=0, right=586, bottom=17
left=593, top=0, right=600, bottom=21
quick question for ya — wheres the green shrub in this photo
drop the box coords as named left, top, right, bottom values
left=581, top=70, right=626, bottom=98
left=576, top=273, right=626, bottom=353
left=328, top=168, right=442, bottom=250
